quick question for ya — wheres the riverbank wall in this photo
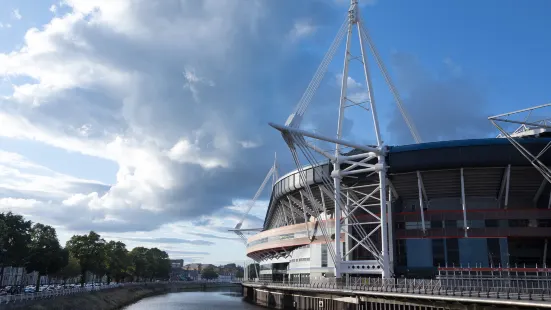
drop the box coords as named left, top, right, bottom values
left=0, top=282, right=239, bottom=310
left=242, top=282, right=551, bottom=310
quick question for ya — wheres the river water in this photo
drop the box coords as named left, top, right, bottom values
left=122, top=288, right=262, bottom=310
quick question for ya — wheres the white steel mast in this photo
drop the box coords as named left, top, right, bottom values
left=271, top=0, right=421, bottom=279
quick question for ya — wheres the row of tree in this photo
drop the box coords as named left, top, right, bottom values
left=0, top=212, right=171, bottom=290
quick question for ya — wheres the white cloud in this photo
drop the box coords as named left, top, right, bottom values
left=0, top=0, right=326, bottom=237
left=0, top=23, right=12, bottom=29
left=288, top=20, right=317, bottom=41
left=336, top=74, right=363, bottom=90
left=12, top=9, right=22, bottom=20
left=0, top=0, right=354, bottom=264
left=49, top=5, right=57, bottom=13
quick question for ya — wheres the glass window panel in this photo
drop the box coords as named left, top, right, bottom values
left=321, top=244, right=328, bottom=267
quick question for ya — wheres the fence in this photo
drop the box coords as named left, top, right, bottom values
left=244, top=275, right=551, bottom=302
left=0, top=282, right=168, bottom=305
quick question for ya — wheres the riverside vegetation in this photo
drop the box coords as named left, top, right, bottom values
left=0, top=211, right=172, bottom=291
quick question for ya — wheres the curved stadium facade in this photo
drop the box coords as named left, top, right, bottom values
left=246, top=138, right=551, bottom=281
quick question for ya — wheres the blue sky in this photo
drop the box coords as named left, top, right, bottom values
left=0, top=0, right=550, bottom=265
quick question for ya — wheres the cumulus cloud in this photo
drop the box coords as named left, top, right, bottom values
left=0, top=150, right=109, bottom=213
left=0, top=0, right=341, bottom=234
left=386, top=53, right=494, bottom=144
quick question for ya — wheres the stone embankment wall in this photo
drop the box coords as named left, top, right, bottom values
left=1, top=282, right=239, bottom=310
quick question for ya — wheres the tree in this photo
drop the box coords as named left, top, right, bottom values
left=145, top=248, right=171, bottom=280
left=48, top=248, right=69, bottom=282
left=105, top=241, right=129, bottom=284
left=0, top=212, right=32, bottom=285
left=201, top=265, right=219, bottom=280
left=235, top=269, right=244, bottom=278
left=57, top=254, right=81, bottom=284
left=0, top=217, right=6, bottom=246
left=128, top=247, right=149, bottom=281
left=25, top=223, right=65, bottom=290
left=66, top=231, right=106, bottom=287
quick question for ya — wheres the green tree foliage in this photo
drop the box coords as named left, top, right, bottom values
left=0, top=212, right=32, bottom=284
left=0, top=211, right=180, bottom=285
left=66, top=231, right=106, bottom=287
left=128, top=247, right=171, bottom=281
left=145, top=248, right=171, bottom=281
left=201, top=265, right=219, bottom=280
left=57, top=254, right=81, bottom=284
left=0, top=217, right=7, bottom=245
left=104, top=241, right=129, bottom=283
left=128, top=247, right=149, bottom=281
left=25, top=223, right=65, bottom=290
left=235, top=269, right=245, bottom=278
left=48, top=248, right=69, bottom=279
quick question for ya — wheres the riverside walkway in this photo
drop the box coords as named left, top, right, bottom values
left=242, top=276, right=551, bottom=309
left=0, top=281, right=239, bottom=307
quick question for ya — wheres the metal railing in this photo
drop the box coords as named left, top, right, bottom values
left=244, top=276, right=551, bottom=302
left=0, top=280, right=243, bottom=305
left=0, top=282, right=168, bottom=305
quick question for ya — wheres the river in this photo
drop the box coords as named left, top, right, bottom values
left=122, top=288, right=262, bottom=310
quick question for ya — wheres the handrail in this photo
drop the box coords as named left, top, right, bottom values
left=242, top=277, right=551, bottom=302
left=0, top=280, right=242, bottom=305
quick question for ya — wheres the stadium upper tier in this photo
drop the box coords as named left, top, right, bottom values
left=249, top=138, right=551, bottom=262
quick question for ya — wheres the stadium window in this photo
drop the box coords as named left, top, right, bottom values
left=321, top=244, right=328, bottom=267
left=485, top=219, right=498, bottom=227
left=468, top=220, right=484, bottom=228
left=431, top=220, right=443, bottom=228
left=444, top=220, right=456, bottom=228
left=508, top=219, right=529, bottom=227
left=538, top=219, right=551, bottom=227
left=280, top=233, right=294, bottom=240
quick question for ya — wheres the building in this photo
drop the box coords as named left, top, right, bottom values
left=169, top=259, right=185, bottom=281
left=246, top=137, right=551, bottom=281
left=170, top=259, right=184, bottom=269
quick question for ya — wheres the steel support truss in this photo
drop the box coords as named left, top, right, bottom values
left=490, top=103, right=551, bottom=262
left=489, top=103, right=551, bottom=185
left=270, top=0, right=421, bottom=278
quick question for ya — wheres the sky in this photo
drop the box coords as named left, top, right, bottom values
left=0, top=0, right=550, bottom=265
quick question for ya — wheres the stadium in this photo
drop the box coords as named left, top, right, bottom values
left=245, top=134, right=551, bottom=281
left=236, top=0, right=551, bottom=283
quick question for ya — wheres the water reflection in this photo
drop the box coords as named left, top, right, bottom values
left=123, top=287, right=261, bottom=310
